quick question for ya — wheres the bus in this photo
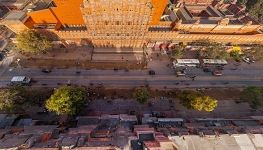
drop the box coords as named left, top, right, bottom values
left=173, top=59, right=200, bottom=67
left=202, top=59, right=228, bottom=66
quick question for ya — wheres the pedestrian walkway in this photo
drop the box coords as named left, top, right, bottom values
left=92, top=47, right=144, bottom=62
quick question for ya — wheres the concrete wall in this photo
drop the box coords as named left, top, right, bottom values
left=55, top=30, right=263, bottom=47
left=146, top=31, right=263, bottom=44
left=174, top=22, right=261, bottom=34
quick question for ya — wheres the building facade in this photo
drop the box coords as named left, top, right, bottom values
left=81, top=0, right=153, bottom=48
left=1, top=0, right=263, bottom=48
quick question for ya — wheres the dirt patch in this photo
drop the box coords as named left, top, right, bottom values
left=202, top=88, right=242, bottom=100
left=13, top=58, right=145, bottom=70
left=82, top=87, right=243, bottom=101
left=12, top=48, right=146, bottom=70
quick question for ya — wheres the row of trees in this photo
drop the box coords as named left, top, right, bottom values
left=0, top=86, right=218, bottom=115
left=129, top=86, right=263, bottom=111
left=169, top=40, right=229, bottom=60
left=132, top=87, right=219, bottom=112
left=196, top=41, right=229, bottom=60
left=0, top=86, right=86, bottom=115
left=169, top=40, right=263, bottom=61
left=0, top=86, right=150, bottom=115
left=1, top=85, right=262, bottom=115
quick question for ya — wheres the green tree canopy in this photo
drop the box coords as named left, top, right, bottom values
left=0, top=86, right=25, bottom=112
left=237, top=0, right=263, bottom=22
left=197, top=40, right=229, bottom=59
left=245, top=0, right=263, bottom=22
left=179, top=90, right=218, bottom=112
left=16, top=29, right=52, bottom=54
left=237, top=0, right=248, bottom=5
left=246, top=46, right=263, bottom=60
left=170, top=46, right=184, bottom=59
left=190, top=96, right=218, bottom=112
left=178, top=90, right=202, bottom=109
left=45, top=86, right=86, bottom=115
left=133, top=87, right=149, bottom=104
left=240, top=86, right=263, bottom=109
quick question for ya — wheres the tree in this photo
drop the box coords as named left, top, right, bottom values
left=16, top=29, right=52, bottom=54
left=0, top=87, right=25, bottom=112
left=178, top=90, right=201, bottom=109
left=246, top=0, right=263, bottom=22
left=247, top=46, right=263, bottom=60
left=190, top=96, right=218, bottom=112
left=197, top=41, right=229, bottom=59
left=230, top=50, right=242, bottom=62
left=170, top=46, right=184, bottom=59
left=45, top=86, right=86, bottom=115
left=133, top=87, right=149, bottom=104
left=179, top=90, right=218, bottom=112
left=240, top=87, right=263, bottom=109
left=237, top=0, right=248, bottom=5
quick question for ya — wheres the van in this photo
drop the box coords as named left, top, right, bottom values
left=10, top=76, right=31, bottom=86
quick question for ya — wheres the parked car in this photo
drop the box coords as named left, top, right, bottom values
left=242, top=56, right=255, bottom=64
left=41, top=68, right=52, bottom=73
left=0, top=53, right=4, bottom=61
left=203, top=66, right=212, bottom=72
left=212, top=70, right=223, bottom=76
left=176, top=70, right=186, bottom=77
left=216, top=65, right=224, bottom=70
left=149, top=70, right=156, bottom=75
left=242, top=56, right=251, bottom=64
left=10, top=76, right=31, bottom=86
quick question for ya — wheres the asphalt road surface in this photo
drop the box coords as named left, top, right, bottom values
left=0, top=61, right=263, bottom=89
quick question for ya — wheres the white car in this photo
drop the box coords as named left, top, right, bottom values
left=242, top=56, right=255, bottom=64
left=10, top=76, right=31, bottom=86
left=242, top=57, right=250, bottom=64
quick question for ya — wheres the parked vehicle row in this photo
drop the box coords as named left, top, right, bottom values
left=173, top=59, right=227, bottom=77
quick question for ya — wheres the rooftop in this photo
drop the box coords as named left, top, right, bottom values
left=175, top=2, right=261, bottom=25
left=0, top=0, right=31, bottom=10
left=3, top=11, right=26, bottom=21
left=171, top=133, right=263, bottom=150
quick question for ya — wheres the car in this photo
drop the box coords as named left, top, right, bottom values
left=250, top=56, right=256, bottom=63
left=0, top=53, right=4, bottom=61
left=176, top=70, right=186, bottom=76
left=10, top=76, right=31, bottom=86
left=242, top=57, right=251, bottom=64
left=149, top=70, right=155, bottom=75
left=212, top=70, right=223, bottom=76
left=216, top=65, right=224, bottom=70
left=41, top=68, right=52, bottom=73
left=242, top=56, right=255, bottom=64
left=203, top=66, right=212, bottom=72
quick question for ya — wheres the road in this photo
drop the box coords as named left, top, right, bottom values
left=0, top=60, right=263, bottom=89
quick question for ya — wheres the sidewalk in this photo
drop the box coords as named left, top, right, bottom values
left=85, top=98, right=263, bottom=119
